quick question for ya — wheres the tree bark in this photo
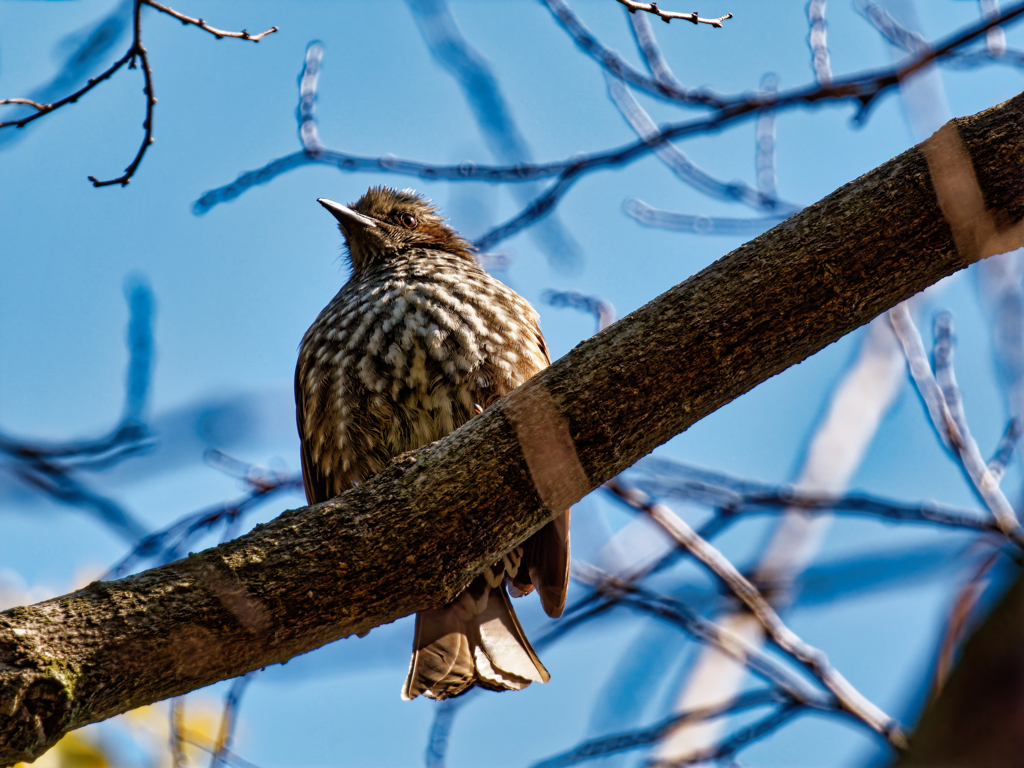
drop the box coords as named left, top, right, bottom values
left=4, top=91, right=1024, bottom=765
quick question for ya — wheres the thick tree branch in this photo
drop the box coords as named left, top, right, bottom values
left=4, top=92, right=1024, bottom=764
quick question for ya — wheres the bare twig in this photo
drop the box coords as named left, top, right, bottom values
left=0, top=98, right=49, bottom=110
left=86, top=0, right=155, bottom=188
left=628, top=472, right=1000, bottom=535
left=615, top=0, right=733, bottom=27
left=0, top=0, right=276, bottom=186
left=0, top=44, right=136, bottom=130
left=143, top=0, right=277, bottom=41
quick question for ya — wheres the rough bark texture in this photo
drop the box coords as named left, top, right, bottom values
left=3, top=92, right=1024, bottom=764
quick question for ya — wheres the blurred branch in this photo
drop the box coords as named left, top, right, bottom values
left=210, top=672, right=256, bottom=768
left=755, top=73, right=779, bottom=197
left=889, top=304, right=1023, bottom=538
left=931, top=548, right=1000, bottom=698
left=530, top=689, right=786, bottom=768
left=606, top=480, right=905, bottom=745
left=106, top=452, right=301, bottom=578
left=4, top=97, right=1024, bottom=760
left=858, top=0, right=1022, bottom=69
left=624, top=200, right=786, bottom=235
left=0, top=277, right=156, bottom=541
left=615, top=1, right=733, bottom=27
left=604, top=73, right=801, bottom=215
left=195, top=1, right=1024, bottom=237
left=405, top=0, right=582, bottom=270
left=808, top=0, right=832, bottom=84
left=627, top=10, right=684, bottom=89
left=544, top=290, right=617, bottom=333
left=0, top=0, right=276, bottom=187
left=987, top=418, right=1019, bottom=484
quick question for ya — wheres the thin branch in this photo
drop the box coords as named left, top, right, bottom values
left=210, top=673, right=256, bottom=768
left=0, top=0, right=276, bottom=186
left=604, top=74, right=801, bottom=214
left=88, top=0, right=154, bottom=187
left=530, top=690, right=785, bottom=768
left=650, top=705, right=803, bottom=768
left=627, top=9, right=684, bottom=89
left=807, top=0, right=833, bottom=85
left=624, top=200, right=787, bottom=235
left=607, top=480, right=907, bottom=747
left=573, top=567, right=829, bottom=705
left=0, top=98, right=49, bottom=110
left=755, top=73, right=779, bottom=197
left=628, top=475, right=1002, bottom=536
left=143, top=0, right=277, bottom=41
left=889, top=304, right=1023, bottom=538
left=0, top=46, right=135, bottom=130
left=543, top=290, right=617, bottom=333
left=987, top=419, right=1020, bottom=483
left=615, top=0, right=733, bottom=27
left=196, top=3, right=1024, bottom=229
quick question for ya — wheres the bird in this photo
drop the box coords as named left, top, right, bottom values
left=295, top=185, right=570, bottom=700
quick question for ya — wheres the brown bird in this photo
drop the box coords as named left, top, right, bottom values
left=295, top=186, right=570, bottom=700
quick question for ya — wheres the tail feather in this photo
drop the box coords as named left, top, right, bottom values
left=509, top=509, right=571, bottom=618
left=402, top=578, right=548, bottom=700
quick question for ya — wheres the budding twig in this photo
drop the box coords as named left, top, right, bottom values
left=0, top=0, right=277, bottom=186
left=143, top=0, right=277, bottom=41
left=615, top=0, right=733, bottom=27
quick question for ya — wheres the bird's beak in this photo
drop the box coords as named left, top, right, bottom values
left=318, top=198, right=378, bottom=232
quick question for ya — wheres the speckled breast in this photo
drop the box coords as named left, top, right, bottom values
left=297, top=249, right=549, bottom=494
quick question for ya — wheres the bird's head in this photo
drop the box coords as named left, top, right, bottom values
left=318, top=186, right=475, bottom=272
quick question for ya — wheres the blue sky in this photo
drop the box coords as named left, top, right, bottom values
left=3, top=1, right=1024, bottom=766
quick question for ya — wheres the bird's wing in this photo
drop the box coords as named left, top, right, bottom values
left=506, top=312, right=571, bottom=618
left=295, top=362, right=334, bottom=506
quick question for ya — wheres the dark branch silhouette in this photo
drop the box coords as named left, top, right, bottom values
left=0, top=0, right=276, bottom=186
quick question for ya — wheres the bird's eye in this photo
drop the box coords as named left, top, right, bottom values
left=400, top=213, right=418, bottom=228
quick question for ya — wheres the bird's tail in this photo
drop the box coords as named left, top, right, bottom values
left=402, top=567, right=549, bottom=701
